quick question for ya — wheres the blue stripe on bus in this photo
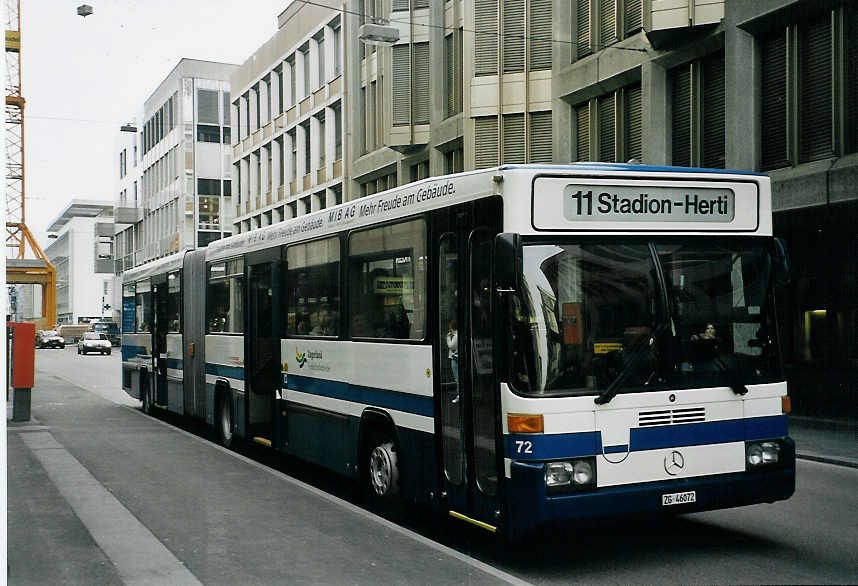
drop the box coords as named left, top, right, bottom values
left=205, top=363, right=245, bottom=380
left=167, top=358, right=183, bottom=370
left=505, top=415, right=788, bottom=460
left=121, top=345, right=147, bottom=361
left=284, top=373, right=434, bottom=418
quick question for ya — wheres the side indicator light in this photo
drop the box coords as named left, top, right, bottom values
left=508, top=413, right=544, bottom=434
left=782, top=395, right=791, bottom=414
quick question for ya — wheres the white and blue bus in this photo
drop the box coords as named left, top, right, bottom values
left=122, top=163, right=795, bottom=538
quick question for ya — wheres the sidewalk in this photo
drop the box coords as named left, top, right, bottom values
left=6, top=375, right=525, bottom=586
left=789, top=415, right=858, bottom=468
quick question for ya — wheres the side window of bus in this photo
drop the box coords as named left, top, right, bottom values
left=207, top=259, right=245, bottom=333
left=167, top=271, right=181, bottom=333
left=285, top=237, right=340, bottom=337
left=122, top=283, right=136, bottom=333
left=135, top=280, right=153, bottom=333
left=348, top=219, right=427, bottom=340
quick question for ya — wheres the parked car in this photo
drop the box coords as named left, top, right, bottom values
left=36, top=330, right=65, bottom=349
left=78, top=332, right=112, bottom=355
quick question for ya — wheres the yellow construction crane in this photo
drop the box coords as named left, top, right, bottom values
left=6, top=0, right=57, bottom=329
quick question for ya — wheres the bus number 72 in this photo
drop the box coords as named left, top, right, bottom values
left=515, top=440, right=533, bottom=454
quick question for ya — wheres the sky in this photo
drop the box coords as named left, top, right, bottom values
left=19, top=0, right=293, bottom=245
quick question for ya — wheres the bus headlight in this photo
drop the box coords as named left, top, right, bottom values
left=545, top=457, right=596, bottom=491
left=545, top=462, right=573, bottom=487
left=746, top=440, right=781, bottom=469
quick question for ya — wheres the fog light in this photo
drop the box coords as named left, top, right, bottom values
left=573, top=460, right=594, bottom=485
left=545, top=462, right=573, bottom=487
left=747, top=443, right=763, bottom=466
left=761, top=441, right=781, bottom=464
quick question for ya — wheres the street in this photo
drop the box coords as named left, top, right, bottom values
left=8, top=346, right=858, bottom=584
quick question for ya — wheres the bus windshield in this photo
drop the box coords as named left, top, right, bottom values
left=509, top=239, right=782, bottom=397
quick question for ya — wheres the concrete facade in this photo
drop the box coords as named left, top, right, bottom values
left=230, top=3, right=344, bottom=234
left=114, top=58, right=238, bottom=275
left=44, top=201, right=115, bottom=325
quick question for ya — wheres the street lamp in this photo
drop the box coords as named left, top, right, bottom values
left=358, top=21, right=400, bottom=46
left=76, top=5, right=93, bottom=18
left=120, top=123, right=137, bottom=133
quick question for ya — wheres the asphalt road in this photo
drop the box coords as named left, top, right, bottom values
left=26, top=346, right=858, bottom=584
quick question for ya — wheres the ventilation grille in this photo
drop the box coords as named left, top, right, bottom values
left=639, top=407, right=706, bottom=427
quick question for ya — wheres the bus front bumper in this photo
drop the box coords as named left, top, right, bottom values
left=507, top=438, right=795, bottom=537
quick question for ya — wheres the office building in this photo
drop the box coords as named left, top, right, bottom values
left=114, top=58, right=238, bottom=273
left=44, top=200, right=115, bottom=324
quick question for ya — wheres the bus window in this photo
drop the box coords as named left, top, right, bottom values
left=167, top=271, right=181, bottom=332
left=122, top=282, right=136, bottom=333
left=135, top=280, right=153, bottom=333
left=285, top=237, right=340, bottom=337
left=207, top=258, right=245, bottom=333
left=348, top=219, right=427, bottom=340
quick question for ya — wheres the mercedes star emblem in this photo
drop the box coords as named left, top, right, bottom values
left=664, top=450, right=685, bottom=476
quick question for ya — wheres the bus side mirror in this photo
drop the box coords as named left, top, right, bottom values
left=773, top=237, right=790, bottom=285
left=494, top=232, right=520, bottom=293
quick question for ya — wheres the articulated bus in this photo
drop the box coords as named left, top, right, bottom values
left=122, top=164, right=795, bottom=539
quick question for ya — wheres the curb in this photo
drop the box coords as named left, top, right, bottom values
left=796, top=452, right=858, bottom=469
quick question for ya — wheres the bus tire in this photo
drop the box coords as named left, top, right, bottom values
left=216, top=391, right=234, bottom=448
left=366, top=437, right=400, bottom=503
left=141, top=376, right=152, bottom=414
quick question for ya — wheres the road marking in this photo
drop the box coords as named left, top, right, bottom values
left=127, top=405, right=533, bottom=586
left=19, top=431, right=202, bottom=586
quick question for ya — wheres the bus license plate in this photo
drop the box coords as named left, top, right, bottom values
left=662, top=491, right=696, bottom=506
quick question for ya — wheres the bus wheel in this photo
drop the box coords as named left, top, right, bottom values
left=141, top=379, right=152, bottom=414
left=216, top=392, right=234, bottom=448
left=367, top=439, right=399, bottom=501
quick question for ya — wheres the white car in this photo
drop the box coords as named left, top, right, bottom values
left=78, top=332, right=112, bottom=355
left=37, top=330, right=65, bottom=349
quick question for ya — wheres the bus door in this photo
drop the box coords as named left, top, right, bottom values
left=153, top=275, right=169, bottom=407
left=245, top=251, right=281, bottom=446
left=436, top=199, right=502, bottom=533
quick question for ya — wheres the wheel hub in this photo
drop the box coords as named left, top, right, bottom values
left=370, top=446, right=392, bottom=495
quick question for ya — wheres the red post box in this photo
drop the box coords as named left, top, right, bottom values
left=9, top=321, right=35, bottom=421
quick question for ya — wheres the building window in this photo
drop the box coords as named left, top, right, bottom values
left=574, top=83, right=641, bottom=163
left=474, top=0, right=499, bottom=75
left=119, top=149, right=127, bottom=179
left=196, top=124, right=220, bottom=143
left=198, top=196, right=220, bottom=229
left=444, top=147, right=464, bottom=174
left=317, top=34, right=325, bottom=87
left=333, top=101, right=343, bottom=160
left=198, top=89, right=219, bottom=125
left=574, top=0, right=643, bottom=61
left=670, top=52, right=725, bottom=168
left=474, top=116, right=499, bottom=168
left=760, top=6, right=857, bottom=171
left=410, top=160, right=429, bottom=181
left=333, top=21, right=342, bottom=75
left=222, top=126, right=231, bottom=144
left=198, top=178, right=221, bottom=196
left=445, top=30, right=463, bottom=118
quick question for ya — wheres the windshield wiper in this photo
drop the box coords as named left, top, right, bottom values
left=594, top=335, right=657, bottom=405
left=712, top=355, right=748, bottom=396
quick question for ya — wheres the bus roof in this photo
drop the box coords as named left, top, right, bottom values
left=497, top=163, right=766, bottom=177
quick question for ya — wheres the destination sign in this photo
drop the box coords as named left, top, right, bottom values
left=562, top=184, right=735, bottom=223
left=531, top=176, right=760, bottom=232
